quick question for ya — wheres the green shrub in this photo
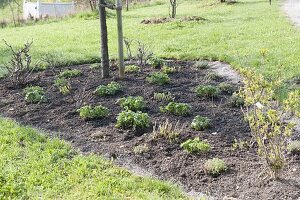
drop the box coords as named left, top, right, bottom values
left=180, top=137, right=211, bottom=154
left=230, top=93, right=244, bottom=107
left=204, top=158, right=227, bottom=177
left=160, top=102, right=191, bottom=116
left=195, top=85, right=219, bottom=98
left=95, top=82, right=122, bottom=96
left=149, top=57, right=164, bottom=68
left=219, top=82, right=235, bottom=94
left=133, top=144, right=150, bottom=154
left=116, top=110, right=150, bottom=130
left=287, top=140, right=300, bottom=155
left=194, top=60, right=209, bottom=69
left=125, top=65, right=140, bottom=73
left=153, top=92, right=175, bottom=102
left=191, top=115, right=210, bottom=131
left=147, top=72, right=170, bottom=85
left=59, top=69, right=82, bottom=78
left=205, top=72, right=222, bottom=81
left=78, top=105, right=109, bottom=120
left=23, top=86, right=46, bottom=103
left=152, top=119, right=183, bottom=142
left=54, top=78, right=71, bottom=95
left=161, top=66, right=176, bottom=74
left=90, top=63, right=101, bottom=69
left=117, top=96, right=146, bottom=111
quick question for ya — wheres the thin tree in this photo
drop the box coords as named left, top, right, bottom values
left=169, top=0, right=177, bottom=18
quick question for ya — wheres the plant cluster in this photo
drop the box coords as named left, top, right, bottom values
left=219, top=82, right=235, bottom=94
left=204, top=158, right=227, bottom=177
left=147, top=72, right=170, bottom=85
left=153, top=92, right=175, bottom=102
left=78, top=105, right=109, bottom=120
left=283, top=90, right=300, bottom=117
left=95, top=82, right=122, bottom=96
left=287, top=140, right=300, bottom=155
left=194, top=60, right=209, bottom=69
left=133, top=144, right=150, bottom=154
left=23, top=86, right=46, bottom=103
left=191, top=115, right=210, bottom=131
left=231, top=139, right=249, bottom=151
left=90, top=63, right=101, bottom=69
left=149, top=57, right=164, bottom=69
left=59, top=69, right=82, bottom=78
left=152, top=119, right=183, bottom=142
left=54, top=78, right=71, bottom=95
left=195, top=85, right=219, bottom=98
left=230, top=93, right=244, bottom=107
left=180, top=137, right=211, bottom=154
left=161, top=66, right=177, bottom=74
left=116, top=110, right=150, bottom=131
left=125, top=65, right=140, bottom=73
left=205, top=72, right=222, bottom=82
left=160, top=102, right=191, bottom=116
left=117, top=96, right=146, bottom=111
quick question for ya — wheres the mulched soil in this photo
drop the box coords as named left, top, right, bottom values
left=0, top=60, right=300, bottom=199
left=141, top=16, right=207, bottom=24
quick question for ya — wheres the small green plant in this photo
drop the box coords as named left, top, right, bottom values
left=160, top=102, right=191, bottom=116
left=153, top=92, right=175, bottom=102
left=117, top=96, right=146, bottom=111
left=116, top=110, right=150, bottom=131
left=59, top=69, right=82, bottom=78
left=287, top=140, right=300, bottom=155
left=95, top=82, right=122, bottom=96
left=180, top=137, right=211, bottom=154
left=54, top=78, right=71, bottom=95
left=149, top=57, right=164, bottom=68
left=231, top=139, right=249, bottom=151
left=191, top=115, right=210, bottom=131
left=133, top=144, right=150, bottom=154
left=125, top=65, right=140, bottom=73
left=195, top=85, right=219, bottom=98
left=161, top=66, right=176, bottom=74
left=283, top=90, right=300, bottom=117
left=23, top=86, right=46, bottom=103
left=78, top=105, right=109, bottom=120
left=204, top=158, right=227, bottom=177
left=194, top=60, right=209, bottom=69
left=147, top=72, right=170, bottom=85
left=152, top=119, right=184, bottom=142
left=230, top=93, right=244, bottom=107
left=219, top=82, right=235, bottom=94
left=205, top=72, right=222, bottom=81
left=90, top=63, right=101, bottom=69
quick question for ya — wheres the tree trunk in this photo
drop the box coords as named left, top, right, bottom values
left=126, top=0, right=129, bottom=11
left=99, top=0, right=110, bottom=78
left=116, top=0, right=124, bottom=78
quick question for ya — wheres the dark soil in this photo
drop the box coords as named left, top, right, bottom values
left=1, top=61, right=300, bottom=199
left=141, top=16, right=207, bottom=24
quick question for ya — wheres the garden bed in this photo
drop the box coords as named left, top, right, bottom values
left=0, top=60, right=299, bottom=199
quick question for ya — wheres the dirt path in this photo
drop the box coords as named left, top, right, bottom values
left=283, top=0, right=300, bottom=27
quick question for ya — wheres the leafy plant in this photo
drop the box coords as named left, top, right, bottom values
left=78, top=105, right=109, bottom=120
left=160, top=102, right=191, bottom=116
left=219, top=82, right=235, bottom=94
left=125, top=65, right=140, bottom=73
left=23, top=86, right=46, bottom=103
left=54, top=78, right=71, bottom=95
left=191, top=115, right=210, bottom=131
left=90, top=63, right=101, bottom=69
left=95, top=82, right=122, bottom=96
left=180, top=137, right=211, bottom=154
left=195, top=85, right=219, bottom=98
left=147, top=72, right=170, bottom=85
left=116, top=110, right=150, bottom=131
left=161, top=66, right=176, bottom=74
left=230, top=93, right=244, bottom=107
left=204, top=158, right=227, bottom=177
left=287, top=140, right=300, bottom=155
left=133, top=144, right=150, bottom=154
left=136, top=40, right=153, bottom=66
left=194, top=60, right=209, bottom=69
left=153, top=92, right=175, bottom=102
left=59, top=69, right=82, bottom=78
left=149, top=57, right=164, bottom=69
left=283, top=90, right=300, bottom=117
left=205, top=72, right=222, bottom=82
left=152, top=119, right=184, bottom=142
left=231, top=139, right=249, bottom=151
left=117, top=96, right=146, bottom=111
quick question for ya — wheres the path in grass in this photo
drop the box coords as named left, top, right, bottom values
left=283, top=0, right=300, bottom=26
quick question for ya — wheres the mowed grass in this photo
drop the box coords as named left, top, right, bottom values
left=0, top=117, right=187, bottom=199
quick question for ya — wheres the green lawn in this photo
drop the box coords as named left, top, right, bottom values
left=0, top=0, right=300, bottom=82
left=0, top=117, right=188, bottom=199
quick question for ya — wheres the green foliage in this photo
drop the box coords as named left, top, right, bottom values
left=161, top=66, right=176, bottom=74
left=117, top=96, right=146, bottom=111
left=59, top=69, right=82, bottom=78
left=23, top=86, right=46, bottom=103
left=147, top=72, right=170, bottom=85
left=194, top=60, right=209, bottom=69
left=231, top=139, right=249, bottom=151
left=180, top=137, right=211, bottom=154
left=149, top=57, right=164, bottom=69
left=230, top=93, right=244, bottom=107
left=204, top=158, right=227, bottom=177
left=78, top=105, right=109, bottom=120
left=95, top=82, right=122, bottom=96
left=152, top=119, right=183, bottom=142
left=54, top=77, right=71, bottom=95
left=219, top=82, right=235, bottom=94
left=195, top=85, right=219, bottom=98
left=191, top=115, right=210, bottom=131
left=125, top=65, right=140, bottom=73
left=283, top=90, right=300, bottom=117
left=160, top=102, right=191, bottom=116
left=90, top=63, right=101, bottom=69
left=133, top=144, right=150, bottom=154
left=116, top=110, right=150, bottom=131
left=153, top=92, right=175, bottom=102
left=205, top=72, right=222, bottom=81
left=287, top=140, right=300, bottom=155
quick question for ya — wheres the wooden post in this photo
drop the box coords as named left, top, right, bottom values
left=116, top=0, right=124, bottom=78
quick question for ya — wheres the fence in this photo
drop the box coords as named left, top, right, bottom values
left=23, top=0, right=75, bottom=19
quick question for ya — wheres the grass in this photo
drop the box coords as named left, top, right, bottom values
left=0, top=117, right=187, bottom=199
left=0, top=0, right=300, bottom=83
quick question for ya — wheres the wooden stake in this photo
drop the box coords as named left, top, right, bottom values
left=116, top=0, right=124, bottom=78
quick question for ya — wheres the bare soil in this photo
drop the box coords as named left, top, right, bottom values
left=0, top=60, right=299, bottom=199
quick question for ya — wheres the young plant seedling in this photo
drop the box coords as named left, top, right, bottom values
left=125, top=65, right=140, bottom=73
left=160, top=102, right=191, bottom=116
left=180, top=137, right=211, bottom=154
left=153, top=92, right=175, bottom=102
left=117, top=96, right=146, bottom=111
left=78, top=105, right=109, bottom=120
left=147, top=72, right=170, bottom=85
left=195, top=85, right=219, bottom=98
left=149, top=56, right=164, bottom=69
left=116, top=110, right=150, bottom=131
left=59, top=69, right=82, bottom=78
left=219, top=82, right=235, bottom=95
left=133, top=144, right=150, bottom=154
left=230, top=93, right=244, bottom=107
left=23, top=86, right=46, bottom=103
left=90, top=63, right=101, bottom=70
left=152, top=119, right=184, bottom=142
left=191, top=115, right=210, bottom=131
left=95, top=82, right=122, bottom=96
left=54, top=77, right=71, bottom=95
left=161, top=66, right=177, bottom=74
left=287, top=140, right=300, bottom=155
left=204, top=158, right=227, bottom=177
left=194, top=60, right=209, bottom=69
